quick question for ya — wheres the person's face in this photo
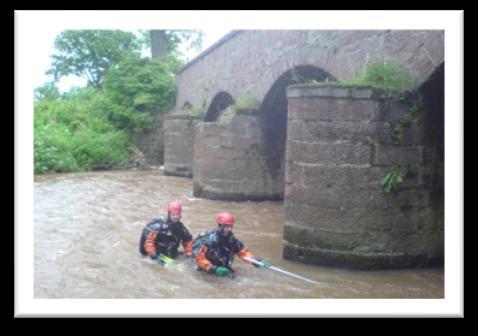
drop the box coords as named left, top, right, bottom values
left=169, top=211, right=181, bottom=223
left=219, top=224, right=233, bottom=236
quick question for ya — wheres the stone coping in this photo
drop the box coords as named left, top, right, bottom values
left=165, top=114, right=203, bottom=120
left=287, top=83, right=402, bottom=100
left=236, top=108, right=259, bottom=115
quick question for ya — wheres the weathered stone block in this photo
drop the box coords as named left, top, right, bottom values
left=284, top=161, right=303, bottom=184
left=373, top=145, right=424, bottom=166
left=228, top=135, right=258, bottom=150
left=286, top=141, right=371, bottom=165
left=301, top=120, right=386, bottom=143
left=286, top=120, right=306, bottom=142
left=288, top=98, right=380, bottom=122
left=300, top=165, right=373, bottom=189
left=227, top=115, right=251, bottom=136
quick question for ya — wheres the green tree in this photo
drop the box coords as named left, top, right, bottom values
left=101, top=53, right=183, bottom=132
left=46, top=30, right=142, bottom=89
left=34, top=82, right=61, bottom=101
left=34, top=29, right=197, bottom=174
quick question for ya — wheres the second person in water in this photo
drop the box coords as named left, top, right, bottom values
left=194, top=212, right=270, bottom=277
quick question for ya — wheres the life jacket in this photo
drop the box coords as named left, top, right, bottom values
left=139, top=217, right=182, bottom=258
left=193, top=230, right=238, bottom=268
left=191, top=229, right=211, bottom=259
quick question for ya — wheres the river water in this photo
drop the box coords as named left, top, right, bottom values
left=34, top=170, right=443, bottom=299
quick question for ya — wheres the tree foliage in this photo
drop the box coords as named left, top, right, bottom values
left=46, top=30, right=142, bottom=88
left=34, top=87, right=130, bottom=173
left=101, top=54, right=183, bottom=132
left=34, top=82, right=61, bottom=101
left=35, top=29, right=202, bottom=174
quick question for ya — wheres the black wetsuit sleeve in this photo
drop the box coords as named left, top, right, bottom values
left=231, top=235, right=245, bottom=254
left=179, top=222, right=193, bottom=242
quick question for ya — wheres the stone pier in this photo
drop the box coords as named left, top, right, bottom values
left=282, top=84, right=443, bottom=269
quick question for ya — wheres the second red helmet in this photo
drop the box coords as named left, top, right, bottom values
left=167, top=201, right=182, bottom=214
left=216, top=212, right=235, bottom=226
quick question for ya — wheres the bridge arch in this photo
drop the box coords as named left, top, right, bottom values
left=204, top=91, right=235, bottom=122
left=259, top=65, right=336, bottom=186
left=180, top=101, right=192, bottom=110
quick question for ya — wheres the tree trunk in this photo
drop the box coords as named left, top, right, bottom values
left=150, top=30, right=168, bottom=60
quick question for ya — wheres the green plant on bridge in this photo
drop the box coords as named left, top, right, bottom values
left=365, top=135, right=381, bottom=149
left=215, top=95, right=259, bottom=125
left=235, top=95, right=259, bottom=109
left=380, top=164, right=404, bottom=193
left=217, top=104, right=237, bottom=125
left=179, top=106, right=204, bottom=118
left=346, top=59, right=416, bottom=92
left=391, top=104, right=419, bottom=144
left=377, top=103, right=420, bottom=192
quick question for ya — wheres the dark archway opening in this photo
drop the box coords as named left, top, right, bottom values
left=259, top=65, right=336, bottom=198
left=204, top=92, right=235, bottom=122
left=418, top=62, right=444, bottom=215
left=181, top=102, right=192, bottom=110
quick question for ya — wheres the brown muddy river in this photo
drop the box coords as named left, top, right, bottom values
left=34, top=170, right=443, bottom=299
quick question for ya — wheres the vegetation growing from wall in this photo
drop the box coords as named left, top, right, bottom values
left=177, top=106, right=205, bottom=118
left=366, top=102, right=421, bottom=193
left=216, top=95, right=259, bottom=124
left=349, top=60, right=420, bottom=193
left=379, top=164, right=404, bottom=193
left=217, top=105, right=237, bottom=125
left=391, top=104, right=419, bottom=144
left=345, top=59, right=417, bottom=92
left=235, top=95, right=259, bottom=109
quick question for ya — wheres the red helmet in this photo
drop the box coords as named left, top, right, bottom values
left=167, top=201, right=182, bottom=214
left=216, top=212, right=235, bottom=226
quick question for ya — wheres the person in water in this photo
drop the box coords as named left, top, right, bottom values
left=193, top=212, right=270, bottom=277
left=139, top=201, right=193, bottom=261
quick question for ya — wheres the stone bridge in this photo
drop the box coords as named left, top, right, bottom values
left=163, top=30, right=444, bottom=269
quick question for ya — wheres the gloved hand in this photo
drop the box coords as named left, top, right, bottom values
left=213, top=266, right=232, bottom=277
left=255, top=259, right=271, bottom=268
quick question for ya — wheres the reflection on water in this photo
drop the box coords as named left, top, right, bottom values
left=34, top=170, right=443, bottom=298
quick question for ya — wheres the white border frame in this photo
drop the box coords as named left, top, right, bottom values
left=15, top=10, right=463, bottom=317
